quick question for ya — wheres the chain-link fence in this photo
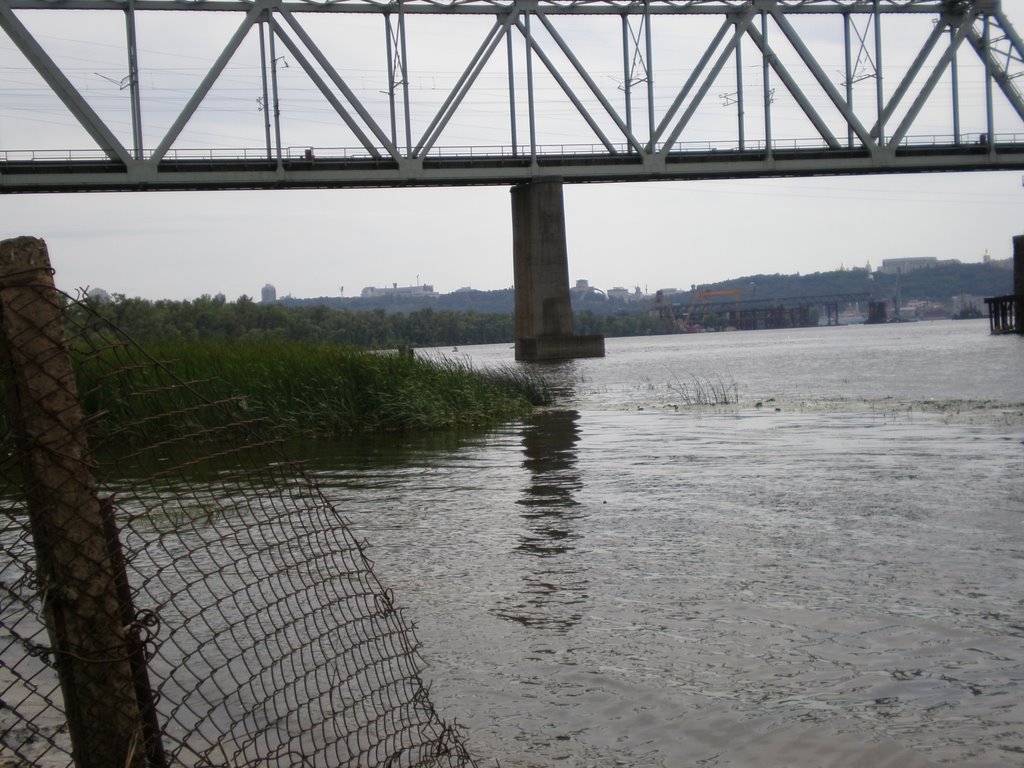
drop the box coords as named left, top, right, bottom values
left=0, top=236, right=479, bottom=768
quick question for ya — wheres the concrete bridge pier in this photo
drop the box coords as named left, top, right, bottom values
left=511, top=179, right=605, bottom=361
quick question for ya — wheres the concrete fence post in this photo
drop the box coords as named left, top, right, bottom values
left=0, top=236, right=157, bottom=768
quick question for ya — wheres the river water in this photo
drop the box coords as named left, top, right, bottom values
left=305, top=319, right=1024, bottom=768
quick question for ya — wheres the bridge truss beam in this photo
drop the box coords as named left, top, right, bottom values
left=2, top=0, right=1023, bottom=192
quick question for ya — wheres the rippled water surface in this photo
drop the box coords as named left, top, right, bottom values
left=313, top=321, right=1023, bottom=767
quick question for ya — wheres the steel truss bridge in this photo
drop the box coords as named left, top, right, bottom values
left=2, top=0, right=1024, bottom=192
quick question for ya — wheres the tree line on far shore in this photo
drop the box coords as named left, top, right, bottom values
left=85, top=259, right=1010, bottom=348
left=89, top=294, right=517, bottom=348
left=86, top=293, right=677, bottom=347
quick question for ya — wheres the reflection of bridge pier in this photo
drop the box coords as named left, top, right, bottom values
left=511, top=179, right=605, bottom=361
left=492, top=410, right=589, bottom=632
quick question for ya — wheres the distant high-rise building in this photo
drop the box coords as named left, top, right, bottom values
left=261, top=283, right=277, bottom=303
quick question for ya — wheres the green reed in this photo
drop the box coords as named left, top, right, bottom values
left=71, top=339, right=550, bottom=443
left=665, top=371, right=739, bottom=406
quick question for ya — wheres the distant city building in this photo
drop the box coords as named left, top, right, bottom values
left=570, top=279, right=606, bottom=301
left=360, top=283, right=439, bottom=298
left=983, top=251, right=1014, bottom=270
left=607, top=286, right=632, bottom=301
left=86, top=287, right=110, bottom=303
left=953, top=294, right=984, bottom=316
left=878, top=257, right=936, bottom=274
left=877, top=257, right=961, bottom=275
left=261, top=283, right=277, bottom=303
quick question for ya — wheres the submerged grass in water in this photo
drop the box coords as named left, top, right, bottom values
left=665, top=372, right=739, bottom=406
left=73, top=340, right=550, bottom=442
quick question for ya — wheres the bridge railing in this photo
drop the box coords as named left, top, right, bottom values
left=3, top=132, right=1022, bottom=167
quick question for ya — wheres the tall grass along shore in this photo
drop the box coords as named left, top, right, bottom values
left=73, top=339, right=551, bottom=444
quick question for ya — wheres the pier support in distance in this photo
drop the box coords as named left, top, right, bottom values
left=511, top=179, right=605, bottom=361
left=1014, top=234, right=1024, bottom=334
left=984, top=233, right=1024, bottom=334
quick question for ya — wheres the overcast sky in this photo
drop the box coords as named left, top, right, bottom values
left=1, top=4, right=1022, bottom=301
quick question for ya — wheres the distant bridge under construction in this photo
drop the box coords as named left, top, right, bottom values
left=654, top=290, right=876, bottom=331
left=2, top=0, right=1023, bottom=356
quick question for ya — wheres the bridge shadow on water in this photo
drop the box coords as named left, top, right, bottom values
left=491, top=408, right=590, bottom=633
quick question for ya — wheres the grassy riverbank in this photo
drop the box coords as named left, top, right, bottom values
left=75, top=339, right=550, bottom=441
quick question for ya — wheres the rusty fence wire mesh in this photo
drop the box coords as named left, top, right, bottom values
left=0, top=237, right=478, bottom=768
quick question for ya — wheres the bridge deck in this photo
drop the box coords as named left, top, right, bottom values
left=4, top=140, right=1024, bottom=193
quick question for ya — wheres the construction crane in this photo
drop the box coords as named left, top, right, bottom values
left=679, top=289, right=742, bottom=331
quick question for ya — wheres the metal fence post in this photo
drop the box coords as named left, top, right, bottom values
left=0, top=236, right=157, bottom=768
